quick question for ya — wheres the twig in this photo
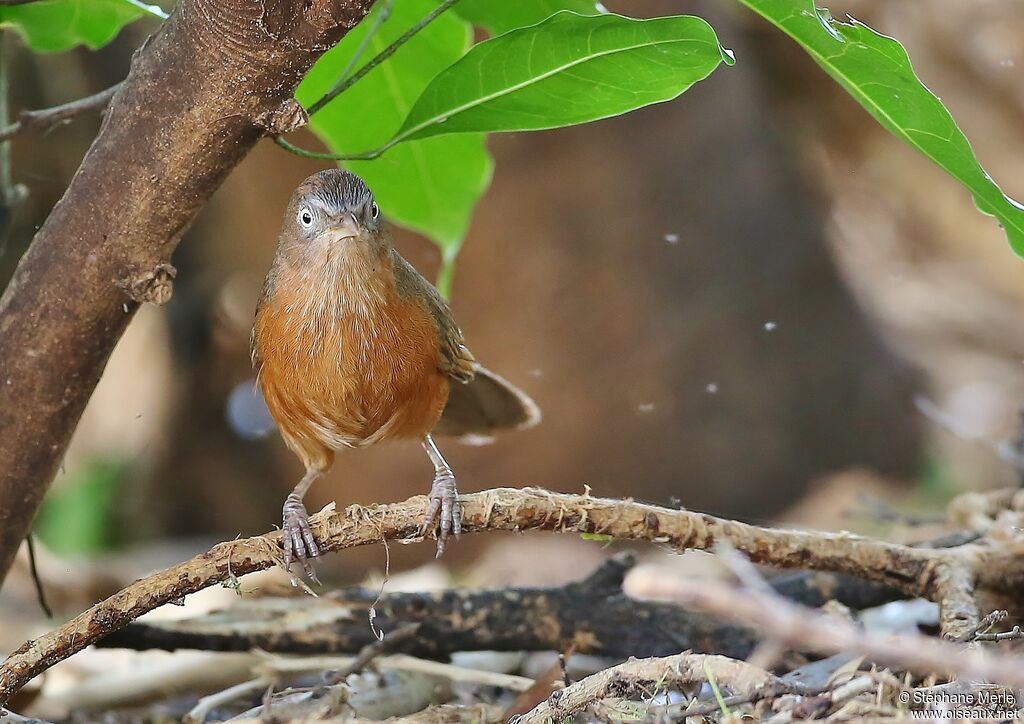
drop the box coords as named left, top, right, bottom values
left=323, top=622, right=419, bottom=683
left=0, top=486, right=1017, bottom=705
left=318, top=0, right=394, bottom=109
left=257, top=651, right=534, bottom=690
left=657, top=577, right=1024, bottom=690
left=515, top=652, right=803, bottom=723
left=305, top=0, right=461, bottom=116
left=0, top=84, right=120, bottom=143
left=24, top=535, right=52, bottom=619
left=954, top=609, right=1008, bottom=643
left=975, top=626, right=1024, bottom=642
left=184, top=676, right=274, bottom=724
left=373, top=654, right=534, bottom=691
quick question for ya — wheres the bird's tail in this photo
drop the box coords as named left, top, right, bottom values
left=434, top=364, right=541, bottom=443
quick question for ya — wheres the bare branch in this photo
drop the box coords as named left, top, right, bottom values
left=0, top=84, right=120, bottom=143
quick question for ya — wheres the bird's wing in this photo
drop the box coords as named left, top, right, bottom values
left=391, top=249, right=476, bottom=383
left=434, top=364, right=541, bottom=439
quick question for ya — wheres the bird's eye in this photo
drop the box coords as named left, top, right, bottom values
left=370, top=202, right=379, bottom=220
left=298, top=207, right=314, bottom=228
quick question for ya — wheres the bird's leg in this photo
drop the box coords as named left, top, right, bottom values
left=282, top=465, right=323, bottom=582
left=420, top=434, right=461, bottom=557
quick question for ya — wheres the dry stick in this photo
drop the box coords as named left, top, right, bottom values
left=954, top=609, right=1008, bottom=644
left=0, top=84, right=120, bottom=142
left=660, top=577, right=1024, bottom=690
left=24, top=535, right=52, bottom=619
left=0, top=487, right=1012, bottom=705
left=514, top=652, right=801, bottom=724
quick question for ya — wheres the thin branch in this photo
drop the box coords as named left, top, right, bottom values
left=305, top=0, right=461, bottom=116
left=324, top=0, right=395, bottom=103
left=0, top=486, right=1016, bottom=706
left=274, top=134, right=388, bottom=161
left=654, top=576, right=1024, bottom=690
left=0, top=83, right=120, bottom=143
left=975, top=626, right=1024, bottom=642
left=274, top=0, right=462, bottom=162
left=24, top=534, right=52, bottom=619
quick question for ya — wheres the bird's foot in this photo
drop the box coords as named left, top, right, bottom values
left=420, top=470, right=462, bottom=557
left=282, top=494, right=320, bottom=584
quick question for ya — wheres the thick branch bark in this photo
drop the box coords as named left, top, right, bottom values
left=0, top=487, right=1016, bottom=706
left=0, top=0, right=374, bottom=582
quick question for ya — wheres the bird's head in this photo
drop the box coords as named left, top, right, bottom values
left=278, top=169, right=385, bottom=261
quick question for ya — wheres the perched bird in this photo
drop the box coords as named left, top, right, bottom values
left=252, top=169, right=539, bottom=576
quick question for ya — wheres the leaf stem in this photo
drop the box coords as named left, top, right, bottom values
left=330, top=0, right=395, bottom=97
left=274, top=135, right=391, bottom=161
left=305, top=0, right=462, bottom=117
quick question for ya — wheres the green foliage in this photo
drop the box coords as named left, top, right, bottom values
left=0, top=0, right=165, bottom=52
left=298, top=0, right=492, bottom=253
left=35, top=460, right=124, bottom=554
left=454, top=0, right=603, bottom=35
left=396, top=12, right=733, bottom=142
left=737, top=0, right=1024, bottom=255
left=300, top=7, right=731, bottom=266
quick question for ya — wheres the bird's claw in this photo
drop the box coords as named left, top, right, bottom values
left=282, top=495, right=320, bottom=584
left=421, top=471, right=461, bottom=557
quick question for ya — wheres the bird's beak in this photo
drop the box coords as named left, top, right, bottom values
left=329, top=212, right=362, bottom=241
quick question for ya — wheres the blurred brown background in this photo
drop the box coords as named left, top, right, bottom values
left=2, top=0, right=1023, bottom=594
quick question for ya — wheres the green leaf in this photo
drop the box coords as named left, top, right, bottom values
left=297, top=0, right=492, bottom=251
left=454, top=0, right=603, bottom=35
left=0, top=0, right=166, bottom=52
left=35, top=460, right=123, bottom=554
left=736, top=0, right=1024, bottom=255
left=393, top=12, right=733, bottom=143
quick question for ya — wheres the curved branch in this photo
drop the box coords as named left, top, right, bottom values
left=0, top=486, right=1011, bottom=706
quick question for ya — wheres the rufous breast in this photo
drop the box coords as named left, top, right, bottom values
left=253, top=244, right=450, bottom=467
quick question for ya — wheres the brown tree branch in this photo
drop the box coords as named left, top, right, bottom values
left=1, top=487, right=1019, bottom=706
left=0, top=0, right=375, bottom=582
left=0, top=84, right=120, bottom=142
